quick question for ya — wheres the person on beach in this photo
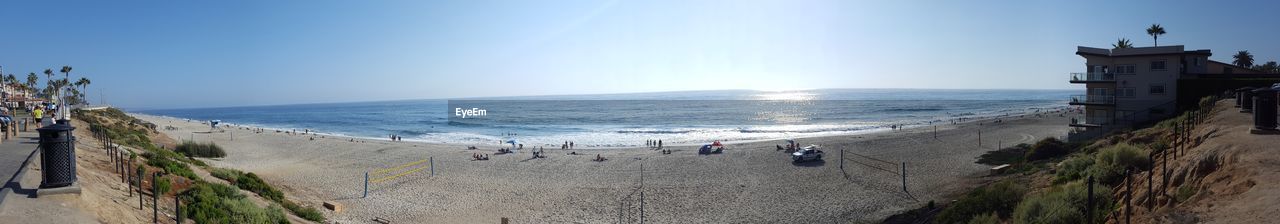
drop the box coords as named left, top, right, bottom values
left=658, top=140, right=662, bottom=149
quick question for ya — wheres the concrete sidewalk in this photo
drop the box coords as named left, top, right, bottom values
left=0, top=123, right=96, bottom=223
left=0, top=130, right=40, bottom=208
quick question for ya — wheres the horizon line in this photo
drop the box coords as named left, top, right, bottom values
left=126, top=87, right=1079, bottom=111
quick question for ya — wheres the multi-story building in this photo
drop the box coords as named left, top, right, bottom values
left=1068, top=45, right=1261, bottom=137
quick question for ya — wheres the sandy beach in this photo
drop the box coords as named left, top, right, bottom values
left=135, top=112, right=1070, bottom=223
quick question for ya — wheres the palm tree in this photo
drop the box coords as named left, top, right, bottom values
left=75, top=77, right=90, bottom=104
left=1112, top=38, right=1133, bottom=49
left=1146, top=24, right=1166, bottom=46
left=42, top=69, right=53, bottom=90
left=59, top=66, right=71, bottom=81
left=4, top=74, right=15, bottom=94
left=26, top=73, right=38, bottom=93
left=1233, top=51, right=1255, bottom=68
left=58, top=66, right=71, bottom=100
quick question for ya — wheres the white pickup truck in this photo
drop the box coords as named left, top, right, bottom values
left=791, top=145, right=824, bottom=162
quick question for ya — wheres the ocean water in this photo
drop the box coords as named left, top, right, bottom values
left=138, top=89, right=1074, bottom=147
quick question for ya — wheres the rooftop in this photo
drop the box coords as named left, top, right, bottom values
left=1077, top=45, right=1212, bottom=57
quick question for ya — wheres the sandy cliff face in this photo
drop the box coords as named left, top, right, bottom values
left=1115, top=100, right=1277, bottom=224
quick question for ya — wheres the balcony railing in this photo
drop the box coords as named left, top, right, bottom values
left=1069, top=72, right=1115, bottom=82
left=1069, top=94, right=1115, bottom=105
left=1069, top=116, right=1113, bottom=126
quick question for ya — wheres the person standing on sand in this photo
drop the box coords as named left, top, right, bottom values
left=570, top=141, right=574, bottom=149
left=658, top=140, right=662, bottom=149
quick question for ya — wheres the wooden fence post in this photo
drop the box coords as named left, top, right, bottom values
left=138, top=168, right=144, bottom=210
left=1125, top=168, right=1132, bottom=224
left=126, top=159, right=132, bottom=197
left=1087, top=175, right=1094, bottom=223
left=1148, top=153, right=1154, bottom=211
left=1161, top=148, right=1169, bottom=201
left=153, top=173, right=159, bottom=223
left=176, top=195, right=183, bottom=223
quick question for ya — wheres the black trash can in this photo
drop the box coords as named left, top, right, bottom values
left=37, top=121, right=77, bottom=188
left=1236, top=87, right=1253, bottom=108
left=1241, top=88, right=1256, bottom=113
left=1255, top=88, right=1278, bottom=130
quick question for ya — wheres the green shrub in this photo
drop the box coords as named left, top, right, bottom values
left=1012, top=181, right=1111, bottom=224
left=1054, top=155, right=1095, bottom=183
left=180, top=182, right=286, bottom=224
left=1198, top=95, right=1216, bottom=112
left=155, top=177, right=172, bottom=195
left=967, top=212, right=1000, bottom=224
left=209, top=168, right=283, bottom=202
left=977, top=143, right=1029, bottom=166
left=143, top=152, right=199, bottom=181
left=209, top=168, right=239, bottom=181
left=77, top=108, right=158, bottom=150
left=283, top=200, right=326, bottom=222
left=222, top=198, right=288, bottom=224
left=240, top=172, right=284, bottom=202
left=1155, top=112, right=1191, bottom=130
left=1175, top=185, right=1195, bottom=203
left=176, top=141, right=227, bottom=158
left=935, top=180, right=1026, bottom=223
left=208, top=168, right=325, bottom=222
left=1024, top=138, right=1070, bottom=161
left=1091, top=144, right=1150, bottom=185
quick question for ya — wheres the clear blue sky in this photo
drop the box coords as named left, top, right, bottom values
left=2, top=0, right=1278, bottom=109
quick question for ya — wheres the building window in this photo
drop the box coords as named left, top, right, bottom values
left=1089, top=88, right=1109, bottom=96
left=1115, top=64, right=1136, bottom=74
left=1150, top=85, right=1165, bottom=95
left=1151, top=60, right=1167, bottom=71
left=1118, top=110, right=1134, bottom=120
left=1117, top=88, right=1136, bottom=98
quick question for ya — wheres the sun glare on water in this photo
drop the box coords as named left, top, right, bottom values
left=754, top=91, right=817, bottom=101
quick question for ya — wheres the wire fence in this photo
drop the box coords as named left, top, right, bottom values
left=91, top=126, right=185, bottom=223
left=1108, top=94, right=1212, bottom=223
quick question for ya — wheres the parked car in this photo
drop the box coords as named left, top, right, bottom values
left=791, top=145, right=823, bottom=162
